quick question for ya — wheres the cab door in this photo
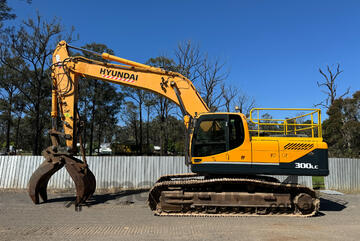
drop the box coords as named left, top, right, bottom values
left=191, top=114, right=229, bottom=163
left=227, top=114, right=252, bottom=163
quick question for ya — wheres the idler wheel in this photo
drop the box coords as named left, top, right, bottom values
left=294, top=193, right=314, bottom=215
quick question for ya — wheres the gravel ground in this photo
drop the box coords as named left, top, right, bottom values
left=0, top=190, right=359, bottom=241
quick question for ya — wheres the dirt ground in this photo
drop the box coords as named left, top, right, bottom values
left=0, top=190, right=359, bottom=241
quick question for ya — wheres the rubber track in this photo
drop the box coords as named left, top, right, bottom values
left=148, top=174, right=319, bottom=217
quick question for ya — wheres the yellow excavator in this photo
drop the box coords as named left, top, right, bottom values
left=28, top=41, right=329, bottom=216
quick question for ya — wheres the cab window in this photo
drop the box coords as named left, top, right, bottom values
left=229, top=115, right=245, bottom=150
left=192, top=119, right=227, bottom=157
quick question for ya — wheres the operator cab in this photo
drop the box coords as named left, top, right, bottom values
left=191, top=113, right=245, bottom=157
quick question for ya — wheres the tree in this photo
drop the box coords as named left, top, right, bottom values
left=92, top=84, right=122, bottom=153
left=0, top=0, right=16, bottom=30
left=0, top=60, right=22, bottom=153
left=146, top=56, right=177, bottom=155
left=123, top=88, right=146, bottom=154
left=0, top=0, right=15, bottom=20
left=0, top=0, right=32, bottom=33
left=121, top=101, right=139, bottom=150
left=323, top=91, right=360, bottom=157
left=197, top=56, right=228, bottom=111
left=0, top=1, right=17, bottom=152
left=12, top=93, right=25, bottom=153
left=235, top=92, right=255, bottom=117
left=174, top=41, right=228, bottom=112
left=221, top=83, right=238, bottom=112
left=316, top=64, right=350, bottom=109
left=175, top=40, right=202, bottom=83
left=78, top=43, right=123, bottom=155
left=0, top=13, right=74, bottom=154
left=143, top=92, right=156, bottom=153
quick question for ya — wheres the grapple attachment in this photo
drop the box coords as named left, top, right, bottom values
left=28, top=147, right=96, bottom=207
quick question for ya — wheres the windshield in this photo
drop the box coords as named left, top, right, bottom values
left=192, top=119, right=227, bottom=157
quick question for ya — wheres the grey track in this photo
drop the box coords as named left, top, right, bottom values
left=0, top=190, right=359, bottom=241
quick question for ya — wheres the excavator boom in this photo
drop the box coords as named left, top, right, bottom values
left=52, top=41, right=209, bottom=150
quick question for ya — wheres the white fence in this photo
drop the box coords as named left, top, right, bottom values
left=325, top=158, right=360, bottom=192
left=0, top=156, right=189, bottom=189
left=0, top=156, right=358, bottom=191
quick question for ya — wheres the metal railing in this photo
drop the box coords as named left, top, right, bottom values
left=249, top=108, right=322, bottom=138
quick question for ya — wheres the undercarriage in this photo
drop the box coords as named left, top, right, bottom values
left=148, top=173, right=319, bottom=217
left=29, top=155, right=319, bottom=217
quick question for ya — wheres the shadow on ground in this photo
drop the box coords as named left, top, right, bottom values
left=44, top=189, right=149, bottom=207
left=43, top=190, right=349, bottom=215
left=86, top=189, right=149, bottom=206
left=320, top=195, right=348, bottom=212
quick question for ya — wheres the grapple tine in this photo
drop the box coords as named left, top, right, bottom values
left=28, top=158, right=64, bottom=204
left=89, top=169, right=96, bottom=197
left=63, top=156, right=96, bottom=206
left=84, top=167, right=96, bottom=201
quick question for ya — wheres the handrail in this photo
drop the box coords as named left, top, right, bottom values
left=249, top=108, right=322, bottom=138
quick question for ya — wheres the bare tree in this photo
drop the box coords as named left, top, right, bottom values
left=174, top=40, right=230, bottom=112
left=316, top=64, right=350, bottom=109
left=236, top=92, right=255, bottom=117
left=221, top=83, right=238, bottom=112
left=197, top=56, right=228, bottom=111
left=174, top=40, right=202, bottom=82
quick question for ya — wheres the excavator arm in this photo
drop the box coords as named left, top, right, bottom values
left=29, top=41, right=209, bottom=207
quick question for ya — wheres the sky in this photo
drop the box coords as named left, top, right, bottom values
left=6, top=0, right=360, bottom=119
